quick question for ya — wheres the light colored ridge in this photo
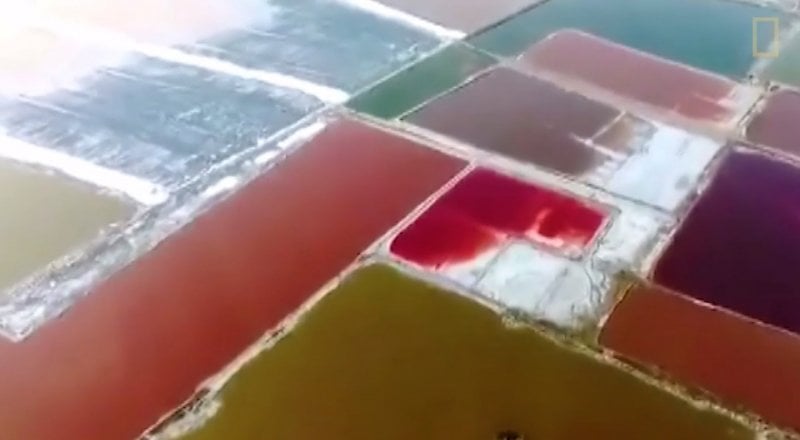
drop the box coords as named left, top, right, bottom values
left=256, top=120, right=328, bottom=165
left=201, top=176, right=241, bottom=198
left=334, top=0, right=466, bottom=40
left=0, top=133, right=168, bottom=205
left=33, top=17, right=350, bottom=104
left=276, top=120, right=328, bottom=150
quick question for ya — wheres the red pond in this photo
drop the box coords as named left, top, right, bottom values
left=602, top=281, right=800, bottom=432
left=0, top=118, right=465, bottom=440
left=519, top=30, right=744, bottom=124
left=391, top=168, right=606, bottom=267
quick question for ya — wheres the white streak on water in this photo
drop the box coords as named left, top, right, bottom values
left=0, top=133, right=168, bottom=205
left=201, top=176, right=241, bottom=198
left=254, top=120, right=329, bottom=166
left=276, top=120, right=329, bottom=150
left=33, top=18, right=350, bottom=103
left=333, top=0, right=465, bottom=40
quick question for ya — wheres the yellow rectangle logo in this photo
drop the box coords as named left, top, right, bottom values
left=753, top=17, right=780, bottom=59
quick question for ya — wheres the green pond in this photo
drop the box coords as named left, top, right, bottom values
left=174, top=264, right=752, bottom=440
left=347, top=44, right=497, bottom=119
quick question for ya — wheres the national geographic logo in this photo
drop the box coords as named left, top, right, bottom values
left=753, top=17, right=780, bottom=59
